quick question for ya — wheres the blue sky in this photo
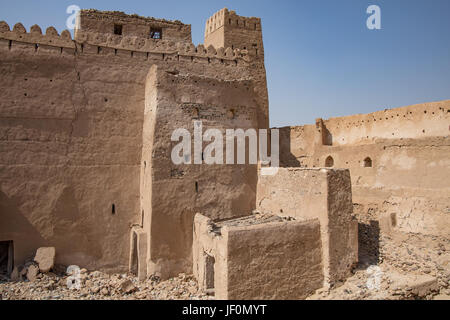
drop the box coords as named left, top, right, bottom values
left=1, top=0, right=449, bottom=127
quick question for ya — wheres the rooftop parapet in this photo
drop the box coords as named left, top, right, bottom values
left=0, top=21, right=256, bottom=66
left=0, top=21, right=74, bottom=48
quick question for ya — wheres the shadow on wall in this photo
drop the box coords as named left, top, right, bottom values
left=357, top=220, right=380, bottom=266
left=279, top=127, right=301, bottom=167
left=0, top=190, right=47, bottom=264
left=323, top=125, right=333, bottom=146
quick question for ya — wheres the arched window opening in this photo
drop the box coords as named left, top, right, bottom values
left=325, top=156, right=334, bottom=167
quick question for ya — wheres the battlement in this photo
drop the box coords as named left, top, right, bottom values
left=75, top=9, right=191, bottom=43
left=204, top=8, right=264, bottom=54
left=0, top=21, right=258, bottom=66
left=204, top=8, right=261, bottom=38
left=0, top=21, right=74, bottom=48
left=0, top=8, right=270, bottom=282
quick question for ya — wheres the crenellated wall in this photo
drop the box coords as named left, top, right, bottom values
left=0, top=9, right=267, bottom=274
left=0, top=21, right=258, bottom=67
left=204, top=8, right=268, bottom=129
left=204, top=8, right=263, bottom=55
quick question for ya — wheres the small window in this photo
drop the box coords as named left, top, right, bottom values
left=364, top=157, right=372, bottom=168
left=325, top=156, right=334, bottom=167
left=150, top=27, right=162, bottom=39
left=114, top=24, right=123, bottom=35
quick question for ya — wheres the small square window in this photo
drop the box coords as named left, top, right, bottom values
left=150, top=27, right=162, bottom=39
left=114, top=24, right=123, bottom=35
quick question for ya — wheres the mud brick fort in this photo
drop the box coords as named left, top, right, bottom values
left=0, top=8, right=448, bottom=299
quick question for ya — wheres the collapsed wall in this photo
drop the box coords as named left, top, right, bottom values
left=277, top=100, right=450, bottom=237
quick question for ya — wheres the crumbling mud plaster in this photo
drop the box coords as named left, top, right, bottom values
left=1, top=6, right=447, bottom=301
left=193, top=213, right=324, bottom=299
left=0, top=8, right=268, bottom=274
left=277, top=100, right=450, bottom=237
left=257, top=168, right=358, bottom=287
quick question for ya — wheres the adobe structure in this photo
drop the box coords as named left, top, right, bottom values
left=277, top=100, right=450, bottom=238
left=0, top=8, right=448, bottom=299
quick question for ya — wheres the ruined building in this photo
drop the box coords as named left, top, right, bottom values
left=0, top=8, right=448, bottom=299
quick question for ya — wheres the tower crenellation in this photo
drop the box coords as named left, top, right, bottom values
left=204, top=8, right=264, bottom=56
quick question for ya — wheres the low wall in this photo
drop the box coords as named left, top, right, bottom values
left=257, top=168, right=358, bottom=287
left=226, top=218, right=323, bottom=299
left=193, top=213, right=324, bottom=299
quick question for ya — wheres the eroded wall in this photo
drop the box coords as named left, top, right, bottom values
left=76, top=9, right=192, bottom=43
left=225, top=219, right=323, bottom=299
left=144, top=66, right=260, bottom=279
left=0, top=16, right=265, bottom=273
left=204, top=8, right=269, bottom=129
left=193, top=213, right=324, bottom=300
left=278, top=101, right=450, bottom=237
left=257, top=168, right=358, bottom=287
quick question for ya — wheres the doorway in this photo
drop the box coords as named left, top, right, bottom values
left=0, top=240, right=13, bottom=276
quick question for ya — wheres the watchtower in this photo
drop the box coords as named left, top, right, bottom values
left=204, top=8, right=264, bottom=56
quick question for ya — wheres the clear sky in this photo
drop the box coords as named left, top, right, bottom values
left=1, top=0, right=449, bottom=127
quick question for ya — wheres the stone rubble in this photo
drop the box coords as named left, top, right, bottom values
left=34, top=247, right=55, bottom=273
left=308, top=230, right=450, bottom=300
left=0, top=267, right=211, bottom=300
left=1, top=232, right=448, bottom=300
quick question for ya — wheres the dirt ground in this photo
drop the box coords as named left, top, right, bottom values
left=1, top=224, right=448, bottom=300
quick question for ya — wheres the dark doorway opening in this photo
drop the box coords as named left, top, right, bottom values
left=204, top=254, right=215, bottom=291
left=0, top=240, right=13, bottom=276
left=130, top=232, right=138, bottom=275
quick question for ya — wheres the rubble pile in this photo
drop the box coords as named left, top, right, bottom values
left=1, top=231, right=449, bottom=300
left=309, top=231, right=450, bottom=300
left=0, top=247, right=210, bottom=300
